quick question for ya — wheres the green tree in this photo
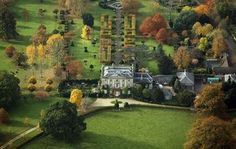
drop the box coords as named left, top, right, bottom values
left=132, top=84, right=143, bottom=99
left=185, top=116, right=235, bottom=149
left=150, top=87, right=165, bottom=103
left=0, top=8, right=18, bottom=40
left=0, top=71, right=21, bottom=109
left=156, top=44, right=174, bottom=74
left=216, top=1, right=233, bottom=19
left=39, top=100, right=86, bottom=141
left=173, top=11, right=198, bottom=33
left=82, top=13, right=94, bottom=27
left=176, top=90, right=195, bottom=107
left=174, top=79, right=183, bottom=93
left=12, top=52, right=27, bottom=67
left=142, top=88, right=151, bottom=99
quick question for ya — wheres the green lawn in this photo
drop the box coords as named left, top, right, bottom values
left=22, top=107, right=195, bottom=149
left=0, top=95, right=65, bottom=145
left=0, top=0, right=177, bottom=80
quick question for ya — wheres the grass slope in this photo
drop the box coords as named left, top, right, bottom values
left=23, top=107, right=195, bottom=149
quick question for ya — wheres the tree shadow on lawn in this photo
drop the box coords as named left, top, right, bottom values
left=0, top=131, right=18, bottom=146
left=17, top=25, right=33, bottom=30
left=7, top=35, right=31, bottom=46
left=7, top=119, right=34, bottom=128
left=79, top=132, right=159, bottom=149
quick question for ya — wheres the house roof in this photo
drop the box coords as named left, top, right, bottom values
left=176, top=71, right=194, bottom=86
left=225, top=74, right=236, bottom=82
left=153, top=75, right=174, bottom=85
left=102, top=65, right=134, bottom=78
left=206, top=53, right=230, bottom=69
left=206, top=59, right=221, bottom=69
left=213, top=67, right=236, bottom=74
left=134, top=72, right=153, bottom=84
left=231, top=75, right=236, bottom=81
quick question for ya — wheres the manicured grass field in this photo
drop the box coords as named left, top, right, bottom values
left=22, top=107, right=195, bottom=149
left=0, top=95, right=65, bottom=145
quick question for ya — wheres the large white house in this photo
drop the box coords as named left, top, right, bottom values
left=100, top=65, right=134, bottom=96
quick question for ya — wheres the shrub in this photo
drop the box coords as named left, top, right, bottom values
left=28, top=84, right=36, bottom=92
left=34, top=91, right=49, bottom=101
left=142, top=88, right=151, bottom=99
left=28, top=76, right=37, bottom=84
left=176, top=90, right=195, bottom=107
left=114, top=100, right=120, bottom=110
left=150, top=87, right=165, bottom=103
left=44, top=85, right=53, bottom=92
left=5, top=45, right=16, bottom=58
left=0, top=108, right=9, bottom=124
left=124, top=102, right=130, bottom=109
left=12, top=52, right=27, bottom=67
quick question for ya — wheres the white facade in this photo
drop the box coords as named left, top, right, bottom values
left=100, top=65, right=134, bottom=89
left=101, top=78, right=133, bottom=89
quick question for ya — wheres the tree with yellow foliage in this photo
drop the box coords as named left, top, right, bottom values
left=46, top=34, right=64, bottom=66
left=151, top=1, right=160, bottom=13
left=192, top=22, right=213, bottom=36
left=26, top=45, right=37, bottom=66
left=173, top=47, right=191, bottom=70
left=81, top=25, right=92, bottom=40
left=38, top=44, right=46, bottom=62
left=182, top=6, right=192, bottom=12
left=212, top=33, right=228, bottom=58
left=198, top=37, right=208, bottom=51
left=192, top=22, right=202, bottom=34
left=59, top=0, right=86, bottom=17
left=201, top=24, right=213, bottom=35
left=69, top=89, right=83, bottom=107
left=38, top=44, right=46, bottom=77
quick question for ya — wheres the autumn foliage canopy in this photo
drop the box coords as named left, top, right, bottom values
left=139, top=13, right=167, bottom=41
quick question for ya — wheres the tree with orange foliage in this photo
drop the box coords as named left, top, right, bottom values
left=184, top=116, right=235, bottom=149
left=121, top=0, right=140, bottom=14
left=5, top=45, right=16, bottom=58
left=155, top=28, right=168, bottom=43
left=139, top=17, right=157, bottom=36
left=173, top=47, right=191, bottom=69
left=194, top=83, right=226, bottom=117
left=194, top=4, right=210, bottom=15
left=212, top=33, right=228, bottom=58
left=66, top=60, right=83, bottom=79
left=139, top=13, right=167, bottom=37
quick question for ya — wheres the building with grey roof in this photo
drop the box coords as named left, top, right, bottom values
left=177, top=71, right=195, bottom=91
